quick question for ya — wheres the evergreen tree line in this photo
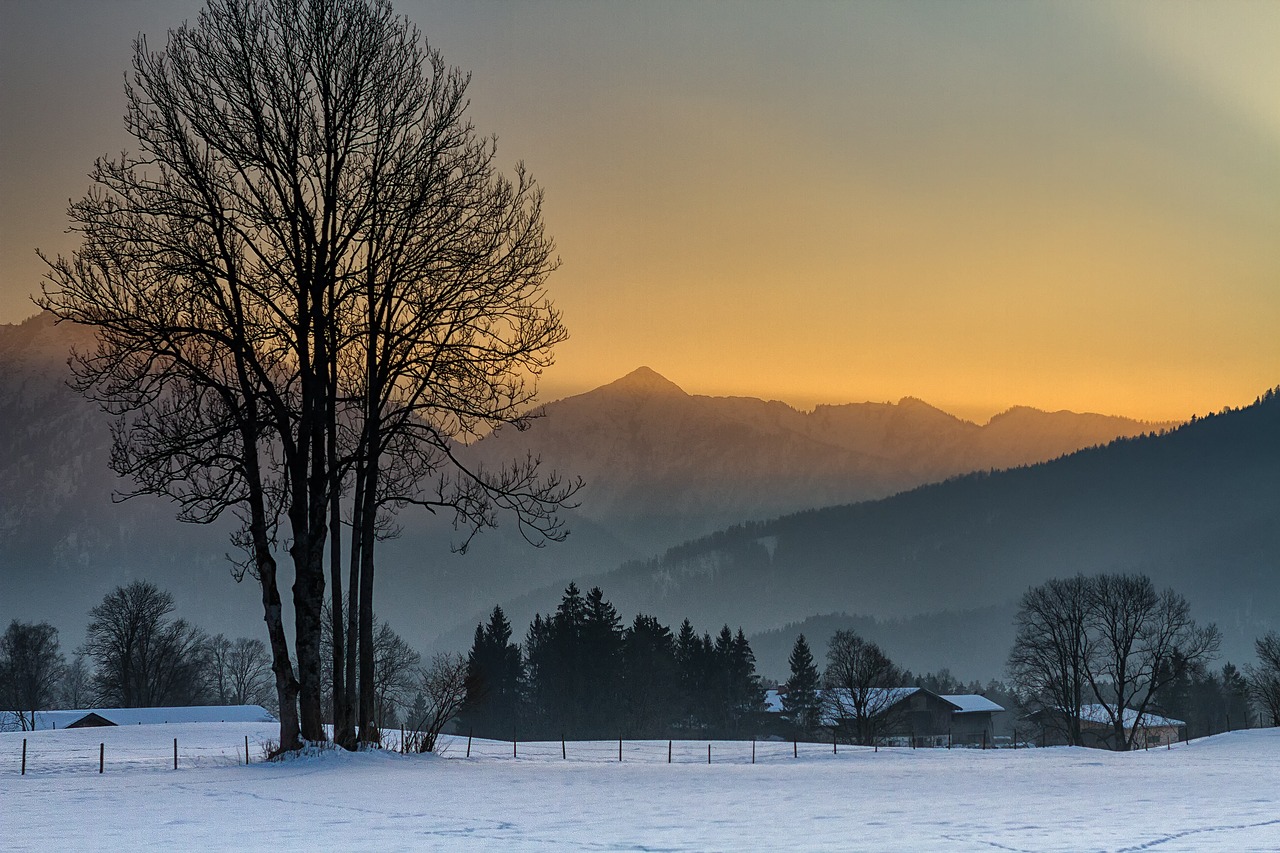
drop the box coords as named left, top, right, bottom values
left=462, top=584, right=765, bottom=740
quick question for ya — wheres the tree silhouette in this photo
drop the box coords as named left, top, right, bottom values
left=38, top=0, right=574, bottom=751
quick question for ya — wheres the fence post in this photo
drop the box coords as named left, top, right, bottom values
left=401, top=726, right=406, bottom=754
left=983, top=730, right=987, bottom=750
left=562, top=734, right=566, bottom=760
left=513, top=729, right=517, bottom=759
left=793, top=737, right=797, bottom=758
left=948, top=729, right=952, bottom=749
left=707, top=743, right=711, bottom=764
left=618, top=737, right=622, bottom=762
left=21, top=738, right=26, bottom=776
left=833, top=732, right=837, bottom=755
left=99, top=742, right=104, bottom=774
left=668, top=740, right=672, bottom=764
left=752, top=738, right=755, bottom=765
left=174, top=738, right=178, bottom=770
left=466, top=728, right=472, bottom=758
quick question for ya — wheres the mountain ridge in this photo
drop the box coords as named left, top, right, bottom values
left=0, top=312, right=1198, bottom=663
left=464, top=391, right=1277, bottom=679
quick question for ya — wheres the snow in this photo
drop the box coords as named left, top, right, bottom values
left=5, top=705, right=276, bottom=731
left=1076, top=703, right=1185, bottom=728
left=5, top=723, right=1280, bottom=851
left=941, top=694, right=1005, bottom=714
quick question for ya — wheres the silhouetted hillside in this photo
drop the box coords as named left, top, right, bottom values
left=477, top=391, right=1278, bottom=677
left=0, top=313, right=1199, bottom=660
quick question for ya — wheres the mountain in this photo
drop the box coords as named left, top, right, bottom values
left=488, top=391, right=1278, bottom=679
left=0, top=313, right=259, bottom=644
left=0, top=314, right=1182, bottom=656
left=464, top=365, right=1172, bottom=550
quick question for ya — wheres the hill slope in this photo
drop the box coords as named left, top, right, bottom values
left=0, top=313, right=1186, bottom=656
left=480, top=391, right=1279, bottom=677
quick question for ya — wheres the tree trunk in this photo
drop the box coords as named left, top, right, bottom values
left=357, top=456, right=380, bottom=744
left=344, top=462, right=365, bottom=746
left=330, top=484, right=354, bottom=749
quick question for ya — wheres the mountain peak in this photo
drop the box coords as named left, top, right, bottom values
left=600, top=366, right=688, bottom=397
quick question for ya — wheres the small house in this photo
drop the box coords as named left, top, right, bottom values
left=1026, top=704, right=1185, bottom=749
left=941, top=694, right=1005, bottom=747
left=14, top=705, right=277, bottom=731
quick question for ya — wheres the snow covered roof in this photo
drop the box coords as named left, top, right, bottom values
left=941, top=694, right=1005, bottom=714
left=17, top=705, right=276, bottom=731
left=765, top=688, right=978, bottom=718
left=1077, top=704, right=1184, bottom=729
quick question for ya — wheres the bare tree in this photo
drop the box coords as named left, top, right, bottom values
left=83, top=581, right=209, bottom=707
left=38, top=0, right=575, bottom=753
left=1008, top=574, right=1220, bottom=750
left=207, top=635, right=275, bottom=707
left=372, top=621, right=421, bottom=732
left=1247, top=631, right=1280, bottom=727
left=823, top=630, right=903, bottom=745
left=1083, top=574, right=1220, bottom=750
left=59, top=655, right=92, bottom=710
left=0, top=621, right=66, bottom=730
left=405, top=652, right=468, bottom=752
left=1007, top=575, right=1092, bottom=746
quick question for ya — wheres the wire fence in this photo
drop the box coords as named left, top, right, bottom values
left=8, top=726, right=1044, bottom=777
left=10, top=728, right=264, bottom=777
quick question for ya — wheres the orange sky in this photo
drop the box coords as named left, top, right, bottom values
left=2, top=1, right=1277, bottom=422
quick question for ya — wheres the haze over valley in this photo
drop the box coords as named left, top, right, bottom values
left=0, top=311, right=1216, bottom=681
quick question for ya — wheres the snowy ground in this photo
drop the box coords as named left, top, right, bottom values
left=4, top=724, right=1280, bottom=852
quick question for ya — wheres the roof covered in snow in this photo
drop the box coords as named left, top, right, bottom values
left=941, top=694, right=1005, bottom=714
left=1077, top=704, right=1184, bottom=729
left=14, top=705, right=276, bottom=731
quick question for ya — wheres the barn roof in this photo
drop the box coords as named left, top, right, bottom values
left=16, top=705, right=276, bottom=731
left=941, top=694, right=1005, bottom=714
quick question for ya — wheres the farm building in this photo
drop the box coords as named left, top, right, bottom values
left=4, top=705, right=276, bottom=732
left=941, top=694, right=1005, bottom=747
left=764, top=688, right=1005, bottom=747
left=1025, top=704, right=1185, bottom=749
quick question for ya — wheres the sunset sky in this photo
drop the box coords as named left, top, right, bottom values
left=2, top=1, right=1276, bottom=422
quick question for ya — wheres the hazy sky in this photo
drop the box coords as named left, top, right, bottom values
left=2, top=1, right=1277, bottom=421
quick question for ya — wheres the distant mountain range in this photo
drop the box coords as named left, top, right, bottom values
left=482, top=390, right=1278, bottom=680
left=465, top=365, right=1175, bottom=550
left=0, top=311, right=1213, bottom=677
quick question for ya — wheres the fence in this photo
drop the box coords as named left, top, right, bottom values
left=8, top=726, right=1109, bottom=777
left=10, top=727, right=263, bottom=776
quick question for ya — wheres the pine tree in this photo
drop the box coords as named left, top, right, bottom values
left=460, top=606, right=524, bottom=738
left=729, top=628, right=765, bottom=735
left=782, top=633, right=822, bottom=735
left=582, top=587, right=624, bottom=736
left=674, top=619, right=705, bottom=732
left=621, top=614, right=679, bottom=738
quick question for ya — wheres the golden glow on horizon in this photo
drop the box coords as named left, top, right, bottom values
left=1, top=1, right=1276, bottom=423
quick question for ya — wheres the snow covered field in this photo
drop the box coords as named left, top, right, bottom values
left=4, top=723, right=1280, bottom=852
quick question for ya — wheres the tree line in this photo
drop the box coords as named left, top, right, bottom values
left=1, top=581, right=272, bottom=730
left=462, top=584, right=766, bottom=740
left=3, top=579, right=467, bottom=745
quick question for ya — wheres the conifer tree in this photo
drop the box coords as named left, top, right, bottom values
left=461, top=606, right=524, bottom=737
left=582, top=587, right=624, bottom=736
left=621, top=614, right=679, bottom=738
left=674, top=619, right=705, bottom=732
left=782, top=633, right=822, bottom=735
